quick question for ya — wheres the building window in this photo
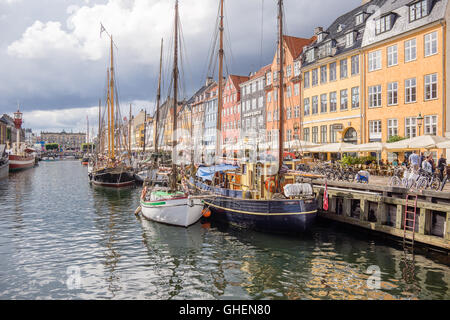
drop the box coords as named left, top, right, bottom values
left=303, top=128, right=310, bottom=142
left=330, top=92, right=337, bottom=112
left=320, top=65, right=327, bottom=84
left=405, top=78, right=417, bottom=103
left=387, top=82, right=398, bottom=106
left=340, top=89, right=348, bottom=110
left=369, top=120, right=382, bottom=141
left=274, top=90, right=278, bottom=101
left=312, top=69, right=318, bottom=86
left=304, top=98, right=310, bottom=116
left=405, top=117, right=417, bottom=138
left=424, top=73, right=438, bottom=100
left=425, top=31, right=438, bottom=57
left=286, top=107, right=292, bottom=120
left=424, top=115, right=437, bottom=135
left=294, top=83, right=300, bottom=96
left=320, top=94, right=327, bottom=113
left=286, top=129, right=292, bottom=141
left=294, top=61, right=301, bottom=76
left=286, top=65, right=292, bottom=78
left=356, top=13, right=364, bottom=25
left=312, top=96, right=318, bottom=114
left=351, top=55, right=359, bottom=75
left=329, top=62, right=336, bottom=81
left=409, top=0, right=428, bottom=22
left=329, top=125, right=337, bottom=143
left=351, top=87, right=360, bottom=109
left=267, top=92, right=272, bottom=102
left=387, top=45, right=398, bottom=67
left=304, top=71, right=310, bottom=88
left=375, top=14, right=393, bottom=35
left=266, top=72, right=272, bottom=85
left=388, top=119, right=398, bottom=138
left=312, top=126, right=318, bottom=143
left=294, top=105, right=300, bottom=118
left=405, top=39, right=417, bottom=62
left=369, top=85, right=382, bottom=108
left=286, top=86, right=292, bottom=98
left=368, top=50, right=381, bottom=71
left=258, top=96, right=264, bottom=108
left=320, top=125, right=327, bottom=143
left=340, top=59, right=348, bottom=79
left=345, top=32, right=354, bottom=47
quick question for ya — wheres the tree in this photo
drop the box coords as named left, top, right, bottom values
left=387, top=135, right=406, bottom=143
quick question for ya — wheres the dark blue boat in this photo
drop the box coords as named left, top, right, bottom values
left=189, top=172, right=317, bottom=234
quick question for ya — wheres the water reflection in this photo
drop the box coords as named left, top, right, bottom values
left=0, top=161, right=448, bottom=299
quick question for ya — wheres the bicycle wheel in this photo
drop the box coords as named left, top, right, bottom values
left=415, top=177, right=427, bottom=190
left=430, top=178, right=440, bottom=191
left=389, top=176, right=401, bottom=187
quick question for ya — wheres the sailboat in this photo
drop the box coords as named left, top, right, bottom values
left=89, top=30, right=135, bottom=188
left=8, top=108, right=35, bottom=172
left=188, top=0, right=318, bottom=234
left=139, top=0, right=204, bottom=227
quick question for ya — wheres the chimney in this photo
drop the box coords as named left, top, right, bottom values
left=206, top=77, right=213, bottom=86
left=314, top=27, right=323, bottom=35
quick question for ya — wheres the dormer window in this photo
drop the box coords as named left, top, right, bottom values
left=376, top=13, right=395, bottom=35
left=409, top=0, right=429, bottom=22
left=356, top=13, right=365, bottom=25
left=345, top=31, right=356, bottom=48
left=337, top=24, right=345, bottom=33
left=317, top=32, right=329, bottom=43
left=306, top=48, right=315, bottom=63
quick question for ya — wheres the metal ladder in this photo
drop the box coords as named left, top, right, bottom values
left=403, top=194, right=418, bottom=249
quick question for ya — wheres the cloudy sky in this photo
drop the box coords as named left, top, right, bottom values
left=0, top=0, right=361, bottom=134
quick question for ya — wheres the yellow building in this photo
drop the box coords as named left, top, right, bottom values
left=361, top=0, right=450, bottom=160
left=299, top=1, right=380, bottom=157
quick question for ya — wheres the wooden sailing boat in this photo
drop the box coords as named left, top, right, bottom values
left=89, top=30, right=135, bottom=188
left=139, top=0, right=204, bottom=227
left=189, top=0, right=318, bottom=233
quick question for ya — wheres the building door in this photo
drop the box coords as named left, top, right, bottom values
left=343, top=127, right=357, bottom=144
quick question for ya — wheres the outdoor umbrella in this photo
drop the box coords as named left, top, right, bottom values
left=386, top=135, right=448, bottom=151
left=436, top=139, right=450, bottom=149
left=342, top=142, right=386, bottom=152
left=307, top=142, right=354, bottom=153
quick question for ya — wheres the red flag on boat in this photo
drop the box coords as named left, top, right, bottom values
left=323, top=180, right=329, bottom=211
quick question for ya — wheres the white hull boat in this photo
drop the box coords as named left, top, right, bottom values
left=140, top=190, right=204, bottom=227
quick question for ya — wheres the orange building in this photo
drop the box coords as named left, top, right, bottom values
left=361, top=0, right=450, bottom=160
left=265, top=35, right=314, bottom=149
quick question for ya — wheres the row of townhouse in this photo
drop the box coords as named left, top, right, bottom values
left=167, top=0, right=450, bottom=161
left=298, top=0, right=450, bottom=159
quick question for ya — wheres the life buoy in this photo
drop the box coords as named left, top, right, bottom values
left=265, top=177, right=278, bottom=193
left=202, top=208, right=211, bottom=218
left=141, top=186, right=147, bottom=199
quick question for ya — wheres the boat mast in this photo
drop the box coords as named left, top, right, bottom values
left=277, top=0, right=284, bottom=173
left=215, top=0, right=224, bottom=162
left=143, top=110, right=147, bottom=153
left=128, top=103, right=132, bottom=157
left=98, top=99, right=101, bottom=155
left=171, top=0, right=179, bottom=190
left=154, top=38, right=163, bottom=153
left=109, top=36, right=116, bottom=160
left=107, top=70, right=111, bottom=158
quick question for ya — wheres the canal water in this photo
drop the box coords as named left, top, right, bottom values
left=0, top=160, right=448, bottom=300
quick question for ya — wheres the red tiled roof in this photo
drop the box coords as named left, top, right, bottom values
left=250, top=64, right=271, bottom=80
left=283, top=35, right=315, bottom=59
left=228, top=75, right=250, bottom=89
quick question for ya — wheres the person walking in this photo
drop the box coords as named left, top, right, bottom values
left=409, top=151, right=420, bottom=171
left=438, top=154, right=447, bottom=181
left=422, top=155, right=433, bottom=174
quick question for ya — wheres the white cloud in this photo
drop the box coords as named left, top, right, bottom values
left=0, top=0, right=21, bottom=4
left=7, top=0, right=213, bottom=64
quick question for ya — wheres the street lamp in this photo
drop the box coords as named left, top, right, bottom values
left=416, top=113, right=424, bottom=136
